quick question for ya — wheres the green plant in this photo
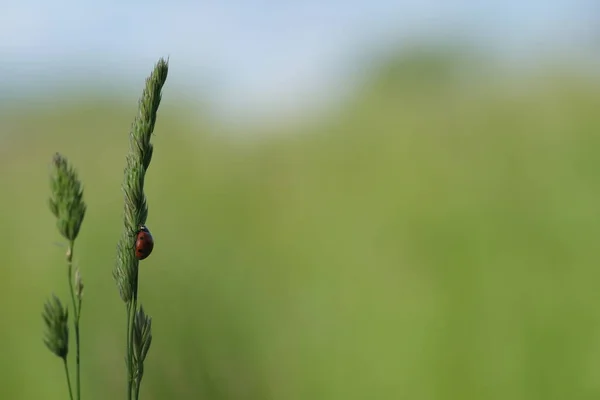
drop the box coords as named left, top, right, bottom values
left=44, top=152, right=86, bottom=400
left=42, top=57, right=169, bottom=400
left=113, top=57, right=169, bottom=400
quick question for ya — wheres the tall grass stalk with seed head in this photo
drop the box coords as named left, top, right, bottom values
left=113, top=57, right=169, bottom=400
left=44, top=152, right=87, bottom=400
left=42, top=57, right=168, bottom=400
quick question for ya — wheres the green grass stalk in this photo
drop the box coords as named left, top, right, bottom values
left=44, top=152, right=87, bottom=400
left=66, top=240, right=82, bottom=400
left=113, top=57, right=168, bottom=400
left=63, top=358, right=75, bottom=400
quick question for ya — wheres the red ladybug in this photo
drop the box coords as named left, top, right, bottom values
left=135, top=225, right=154, bottom=260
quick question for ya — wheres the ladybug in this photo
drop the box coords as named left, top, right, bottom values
left=135, top=225, right=154, bottom=260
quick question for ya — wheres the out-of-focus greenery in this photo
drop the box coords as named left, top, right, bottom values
left=2, top=50, right=600, bottom=400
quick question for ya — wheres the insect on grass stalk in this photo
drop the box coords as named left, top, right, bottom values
left=113, top=57, right=168, bottom=400
left=40, top=58, right=167, bottom=400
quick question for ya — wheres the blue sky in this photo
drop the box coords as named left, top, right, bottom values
left=0, top=0, right=597, bottom=121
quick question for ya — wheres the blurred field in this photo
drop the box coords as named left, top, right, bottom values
left=3, top=52, right=600, bottom=400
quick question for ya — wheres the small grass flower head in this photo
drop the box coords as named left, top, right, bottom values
left=49, top=153, right=87, bottom=242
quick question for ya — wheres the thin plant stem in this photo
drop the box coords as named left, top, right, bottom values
left=132, top=305, right=143, bottom=400
left=126, top=295, right=138, bottom=400
left=75, top=306, right=81, bottom=400
left=134, top=378, right=141, bottom=400
left=128, top=297, right=138, bottom=400
left=66, top=241, right=81, bottom=400
left=63, top=358, right=75, bottom=400
left=126, top=303, right=132, bottom=400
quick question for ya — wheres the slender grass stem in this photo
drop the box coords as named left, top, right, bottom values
left=66, top=241, right=81, bottom=400
left=126, top=294, right=138, bottom=400
left=126, top=302, right=133, bottom=400
left=63, top=358, right=75, bottom=400
left=129, top=291, right=141, bottom=399
left=75, top=311, right=81, bottom=400
left=134, top=378, right=141, bottom=400
left=129, top=297, right=138, bottom=398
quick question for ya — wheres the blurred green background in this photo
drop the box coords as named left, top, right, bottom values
left=3, top=47, right=600, bottom=400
